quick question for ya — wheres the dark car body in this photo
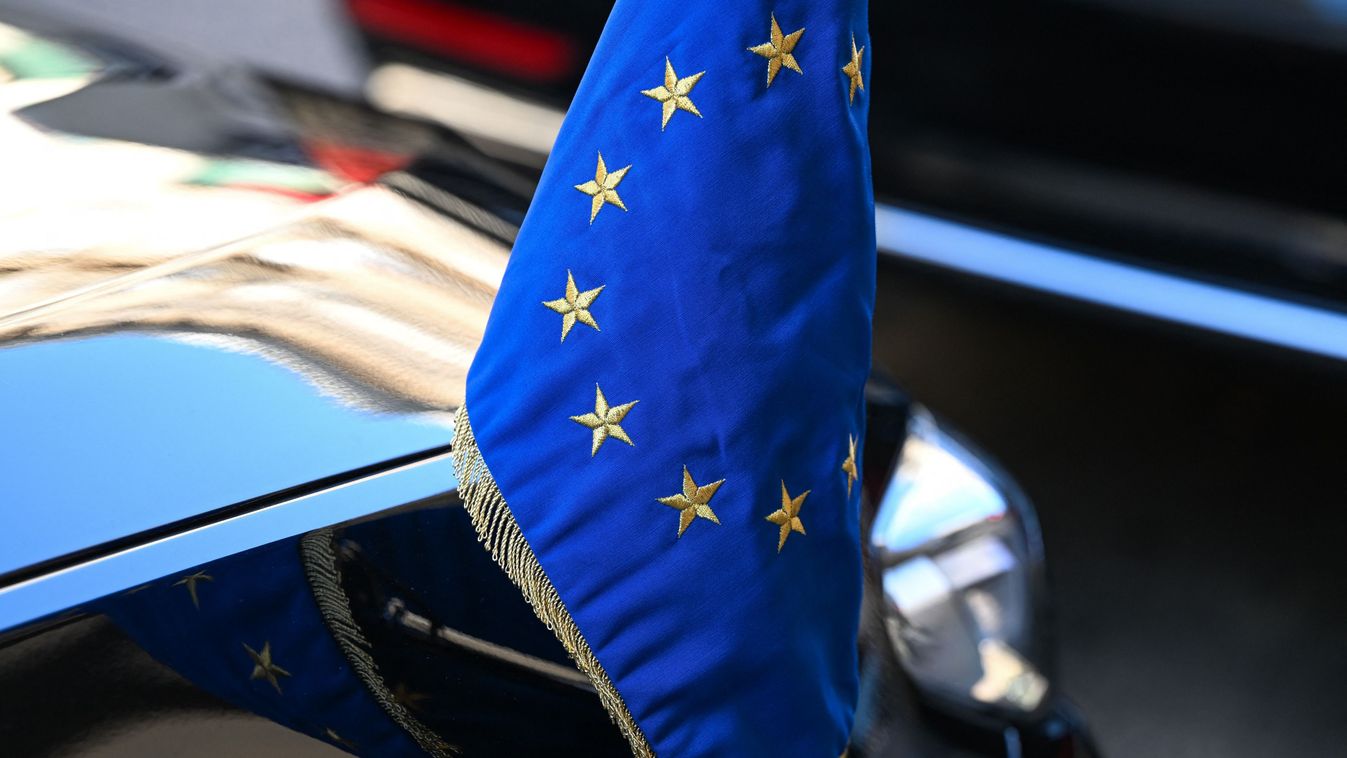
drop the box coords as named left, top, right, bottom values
left=2, top=1, right=1344, bottom=756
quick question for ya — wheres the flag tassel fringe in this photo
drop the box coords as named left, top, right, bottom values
left=451, top=406, right=654, bottom=757
left=301, top=528, right=459, bottom=757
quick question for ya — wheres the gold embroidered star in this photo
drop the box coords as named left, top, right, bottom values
left=542, top=270, right=604, bottom=342
left=243, top=641, right=292, bottom=694
left=842, top=34, right=865, bottom=104
left=657, top=466, right=724, bottom=538
left=641, top=57, right=704, bottom=130
left=570, top=384, right=638, bottom=456
left=173, top=570, right=213, bottom=609
left=574, top=151, right=630, bottom=224
left=766, top=481, right=809, bottom=552
left=842, top=434, right=859, bottom=497
left=748, top=13, right=805, bottom=87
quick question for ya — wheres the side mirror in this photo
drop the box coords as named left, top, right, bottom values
left=870, top=408, right=1052, bottom=720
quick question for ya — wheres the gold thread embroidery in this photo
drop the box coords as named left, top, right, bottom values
left=766, top=481, right=810, bottom=552
left=172, top=570, right=212, bottom=609
left=570, top=384, right=638, bottom=456
left=842, top=434, right=858, bottom=497
left=657, top=465, right=724, bottom=538
left=574, top=152, right=631, bottom=224
left=300, top=529, right=459, bottom=757
left=748, top=13, right=805, bottom=87
left=542, top=270, right=604, bottom=342
left=640, top=57, right=705, bottom=130
left=243, top=641, right=291, bottom=694
left=450, top=407, right=654, bottom=757
left=842, top=35, right=865, bottom=104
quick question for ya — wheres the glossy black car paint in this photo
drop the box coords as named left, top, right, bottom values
left=3, top=1, right=1344, bottom=756
left=1, top=19, right=1063, bottom=756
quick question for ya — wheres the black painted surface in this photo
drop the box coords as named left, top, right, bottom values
left=0, top=616, right=338, bottom=757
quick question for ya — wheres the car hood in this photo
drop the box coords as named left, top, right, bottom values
left=0, top=181, right=507, bottom=578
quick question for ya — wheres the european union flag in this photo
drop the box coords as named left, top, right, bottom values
left=100, top=533, right=454, bottom=756
left=452, top=1, right=875, bottom=755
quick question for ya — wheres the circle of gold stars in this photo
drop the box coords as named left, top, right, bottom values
left=842, top=34, right=865, bottom=104
left=748, top=13, right=805, bottom=87
left=244, top=640, right=292, bottom=694
left=549, top=13, right=871, bottom=553
left=543, top=270, right=604, bottom=342
left=570, top=384, right=638, bottom=456
left=641, top=57, right=705, bottom=131
left=657, top=466, right=725, bottom=537
left=574, top=151, right=631, bottom=224
left=766, top=482, right=810, bottom=552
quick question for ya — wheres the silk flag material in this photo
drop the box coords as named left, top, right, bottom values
left=451, top=0, right=875, bottom=755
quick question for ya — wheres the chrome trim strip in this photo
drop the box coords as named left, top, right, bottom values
left=435, top=623, right=594, bottom=690
left=0, top=453, right=456, bottom=633
left=385, top=600, right=594, bottom=690
left=876, top=204, right=1347, bottom=362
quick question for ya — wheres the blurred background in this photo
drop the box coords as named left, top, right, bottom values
left=2, top=1, right=1346, bottom=756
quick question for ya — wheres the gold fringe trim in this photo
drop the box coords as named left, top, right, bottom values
left=451, top=406, right=654, bottom=757
left=300, top=528, right=459, bottom=757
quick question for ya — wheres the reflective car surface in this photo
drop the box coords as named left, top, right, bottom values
left=0, top=15, right=1092, bottom=755
left=4, top=1, right=1344, bottom=756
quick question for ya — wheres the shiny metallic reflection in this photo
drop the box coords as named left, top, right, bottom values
left=871, top=409, right=1051, bottom=716
left=1, top=187, right=507, bottom=413
left=2, top=39, right=506, bottom=416
left=971, top=638, right=1049, bottom=712
left=1, top=32, right=512, bottom=619
left=366, top=63, right=563, bottom=165
left=0, top=54, right=341, bottom=314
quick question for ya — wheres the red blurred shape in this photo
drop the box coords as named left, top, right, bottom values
left=305, top=139, right=412, bottom=184
left=348, top=0, right=578, bottom=83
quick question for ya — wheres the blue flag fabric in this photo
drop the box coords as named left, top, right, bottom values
left=98, top=533, right=454, bottom=756
left=452, top=1, right=875, bottom=755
